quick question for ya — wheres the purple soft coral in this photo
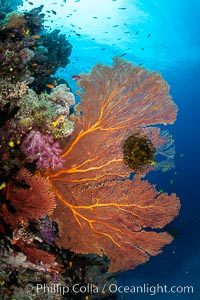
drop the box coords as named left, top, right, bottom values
left=39, top=216, right=57, bottom=244
left=21, top=130, right=64, bottom=170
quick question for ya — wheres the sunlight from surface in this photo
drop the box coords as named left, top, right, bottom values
left=19, top=0, right=200, bottom=80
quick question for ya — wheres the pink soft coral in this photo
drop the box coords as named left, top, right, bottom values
left=21, top=130, right=64, bottom=170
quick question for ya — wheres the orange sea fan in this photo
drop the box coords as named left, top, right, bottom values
left=3, top=168, right=56, bottom=227
left=53, top=179, right=180, bottom=272
left=46, top=57, right=180, bottom=272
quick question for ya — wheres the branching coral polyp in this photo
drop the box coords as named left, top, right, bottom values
left=46, top=58, right=180, bottom=272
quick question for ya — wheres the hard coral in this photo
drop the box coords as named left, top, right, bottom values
left=48, top=84, right=75, bottom=108
left=5, top=12, right=25, bottom=29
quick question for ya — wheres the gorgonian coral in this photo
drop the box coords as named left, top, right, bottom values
left=3, top=168, right=56, bottom=227
left=44, top=57, right=180, bottom=272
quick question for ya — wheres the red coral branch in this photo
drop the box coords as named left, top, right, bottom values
left=3, top=168, right=56, bottom=227
left=16, top=240, right=56, bottom=266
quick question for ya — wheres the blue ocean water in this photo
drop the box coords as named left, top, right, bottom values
left=9, top=0, right=200, bottom=299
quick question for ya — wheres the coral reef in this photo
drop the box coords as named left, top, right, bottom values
left=0, top=80, right=74, bottom=137
left=0, top=80, right=74, bottom=187
left=0, top=227, right=117, bottom=299
left=0, top=1, right=180, bottom=295
left=0, top=6, right=72, bottom=91
left=31, top=29, right=72, bottom=93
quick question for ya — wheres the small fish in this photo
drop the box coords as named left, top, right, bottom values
left=72, top=75, right=81, bottom=80
left=138, top=63, right=143, bottom=66
left=31, top=63, right=38, bottom=67
left=52, top=10, right=56, bottom=15
left=28, top=1, right=33, bottom=5
left=101, top=48, right=105, bottom=50
left=0, top=279, right=5, bottom=285
left=32, top=35, right=40, bottom=39
left=120, top=53, right=127, bottom=57
left=151, top=106, right=158, bottom=111
left=69, top=261, right=73, bottom=268
left=141, top=48, right=144, bottom=50
left=52, top=115, right=64, bottom=127
left=147, top=33, right=151, bottom=38
left=135, top=30, right=139, bottom=35
left=118, top=7, right=126, bottom=9
left=124, top=31, right=130, bottom=34
left=46, top=10, right=50, bottom=13
left=46, top=84, right=55, bottom=89
left=76, top=33, right=81, bottom=36
left=176, top=153, right=184, bottom=158
left=113, top=24, right=119, bottom=27
left=170, top=179, right=174, bottom=185
left=93, top=16, right=98, bottom=19
left=159, top=189, right=164, bottom=194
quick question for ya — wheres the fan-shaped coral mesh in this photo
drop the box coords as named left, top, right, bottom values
left=46, top=58, right=180, bottom=272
